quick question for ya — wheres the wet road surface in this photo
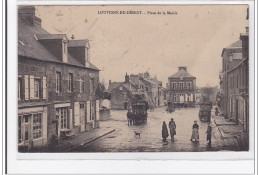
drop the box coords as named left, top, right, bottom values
left=72, top=107, right=239, bottom=152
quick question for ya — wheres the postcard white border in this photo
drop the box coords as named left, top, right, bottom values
left=6, top=0, right=256, bottom=174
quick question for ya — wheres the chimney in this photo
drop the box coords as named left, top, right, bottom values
left=125, top=73, right=129, bottom=83
left=18, top=6, right=41, bottom=26
left=178, top=66, right=187, bottom=71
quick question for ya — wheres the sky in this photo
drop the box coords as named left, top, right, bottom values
left=36, top=5, right=248, bottom=88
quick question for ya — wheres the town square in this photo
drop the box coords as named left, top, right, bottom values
left=17, top=5, right=249, bottom=152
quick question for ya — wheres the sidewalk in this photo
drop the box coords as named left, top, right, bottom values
left=213, top=115, right=248, bottom=151
left=214, top=115, right=236, bottom=126
left=48, top=124, right=116, bottom=152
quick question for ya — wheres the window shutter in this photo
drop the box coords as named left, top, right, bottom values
left=24, top=75, right=29, bottom=100
left=74, top=102, right=80, bottom=126
left=29, top=75, right=34, bottom=99
left=69, top=109, right=73, bottom=129
left=86, top=101, right=91, bottom=121
left=96, top=100, right=100, bottom=120
left=42, top=108, right=47, bottom=139
left=42, top=77, right=47, bottom=99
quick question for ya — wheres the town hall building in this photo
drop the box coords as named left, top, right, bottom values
left=167, top=67, right=196, bottom=107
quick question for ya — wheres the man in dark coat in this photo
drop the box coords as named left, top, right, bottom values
left=169, top=118, right=176, bottom=142
left=206, top=124, right=212, bottom=147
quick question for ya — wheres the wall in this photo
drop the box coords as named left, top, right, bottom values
left=45, top=61, right=99, bottom=143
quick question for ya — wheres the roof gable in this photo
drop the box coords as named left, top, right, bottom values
left=168, top=69, right=195, bottom=79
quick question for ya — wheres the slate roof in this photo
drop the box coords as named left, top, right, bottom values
left=226, top=40, right=242, bottom=48
left=36, top=34, right=67, bottom=40
left=168, top=69, right=195, bottom=79
left=68, top=40, right=90, bottom=48
left=18, top=16, right=99, bottom=71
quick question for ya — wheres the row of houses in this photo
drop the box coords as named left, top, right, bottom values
left=18, top=6, right=101, bottom=151
left=108, top=66, right=202, bottom=110
left=217, top=9, right=249, bottom=134
left=108, top=72, right=167, bottom=110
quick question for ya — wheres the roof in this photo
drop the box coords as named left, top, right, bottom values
left=18, top=16, right=99, bottom=71
left=36, top=34, right=67, bottom=40
left=68, top=40, right=90, bottom=48
left=221, top=40, right=242, bottom=57
left=226, top=40, right=242, bottom=48
left=227, top=58, right=247, bottom=73
left=168, top=69, right=195, bottom=79
left=108, top=82, right=123, bottom=92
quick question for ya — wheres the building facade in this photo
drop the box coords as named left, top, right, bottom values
left=219, top=40, right=242, bottom=118
left=18, top=6, right=100, bottom=151
left=168, top=67, right=196, bottom=107
left=218, top=9, right=249, bottom=136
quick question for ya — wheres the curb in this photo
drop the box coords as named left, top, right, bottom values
left=66, top=129, right=116, bottom=151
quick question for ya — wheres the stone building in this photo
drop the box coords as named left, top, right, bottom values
left=108, top=74, right=143, bottom=110
left=218, top=8, right=249, bottom=137
left=168, top=67, right=196, bottom=107
left=219, top=40, right=242, bottom=118
left=18, top=6, right=100, bottom=151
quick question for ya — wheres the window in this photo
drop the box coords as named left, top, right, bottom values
left=79, top=78, right=83, bottom=93
left=173, top=94, right=177, bottom=102
left=90, top=78, right=95, bottom=94
left=33, top=113, right=42, bottom=139
left=18, top=113, right=43, bottom=144
left=18, top=78, right=21, bottom=100
left=34, top=79, right=40, bottom=98
left=180, top=83, right=183, bottom=90
left=172, top=83, right=176, bottom=90
left=56, top=72, right=61, bottom=92
left=237, top=74, right=239, bottom=88
left=229, top=54, right=233, bottom=61
left=68, top=73, right=73, bottom=92
left=56, top=107, right=69, bottom=129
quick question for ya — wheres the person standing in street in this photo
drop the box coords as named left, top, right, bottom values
left=127, top=109, right=133, bottom=126
left=206, top=124, right=212, bottom=147
left=215, top=106, right=219, bottom=116
left=169, top=118, right=176, bottom=142
left=190, top=120, right=199, bottom=142
left=162, top=121, right=169, bottom=142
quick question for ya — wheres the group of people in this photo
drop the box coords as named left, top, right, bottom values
left=162, top=119, right=212, bottom=146
left=162, top=118, right=176, bottom=142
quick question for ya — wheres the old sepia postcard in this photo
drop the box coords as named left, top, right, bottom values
left=17, top=4, right=250, bottom=154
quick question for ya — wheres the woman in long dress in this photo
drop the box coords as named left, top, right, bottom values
left=191, top=120, right=199, bottom=142
left=162, top=121, right=169, bottom=142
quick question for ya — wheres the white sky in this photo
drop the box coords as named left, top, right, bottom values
left=36, top=5, right=248, bottom=88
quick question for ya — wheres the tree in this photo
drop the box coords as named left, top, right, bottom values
left=200, top=85, right=219, bottom=104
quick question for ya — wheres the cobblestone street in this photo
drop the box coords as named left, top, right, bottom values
left=73, top=107, right=241, bottom=152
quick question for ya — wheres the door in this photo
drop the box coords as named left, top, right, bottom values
left=124, top=102, right=128, bottom=110
left=80, top=103, right=86, bottom=132
left=20, top=115, right=30, bottom=146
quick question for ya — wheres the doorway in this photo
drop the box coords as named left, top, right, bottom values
left=124, top=102, right=128, bottom=110
left=80, top=103, right=86, bottom=132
